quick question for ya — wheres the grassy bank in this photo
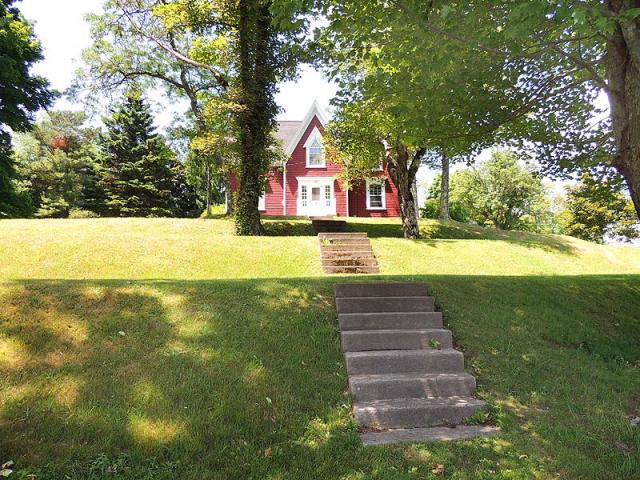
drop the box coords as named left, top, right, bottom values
left=1, top=217, right=639, bottom=479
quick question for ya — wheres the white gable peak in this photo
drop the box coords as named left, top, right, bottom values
left=284, top=100, right=330, bottom=155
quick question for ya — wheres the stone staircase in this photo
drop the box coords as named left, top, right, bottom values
left=336, top=282, right=499, bottom=445
left=319, top=232, right=380, bottom=274
left=312, top=217, right=347, bottom=233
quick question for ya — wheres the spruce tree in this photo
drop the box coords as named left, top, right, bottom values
left=100, top=91, right=177, bottom=217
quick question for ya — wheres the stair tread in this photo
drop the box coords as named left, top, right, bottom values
left=335, top=282, right=429, bottom=298
left=326, top=266, right=380, bottom=269
left=339, top=296, right=433, bottom=300
left=346, top=348, right=460, bottom=358
left=339, top=312, right=441, bottom=316
left=350, top=372, right=475, bottom=382
left=342, top=328, right=449, bottom=335
left=355, top=396, right=486, bottom=409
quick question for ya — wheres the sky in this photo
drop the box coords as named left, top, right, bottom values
left=18, top=0, right=337, bottom=121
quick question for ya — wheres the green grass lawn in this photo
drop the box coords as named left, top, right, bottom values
left=1, top=217, right=639, bottom=479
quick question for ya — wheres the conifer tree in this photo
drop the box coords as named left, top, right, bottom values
left=100, top=91, right=179, bottom=217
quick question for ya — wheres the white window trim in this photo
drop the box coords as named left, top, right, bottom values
left=303, top=126, right=326, bottom=168
left=258, top=191, right=266, bottom=211
left=366, top=178, right=386, bottom=210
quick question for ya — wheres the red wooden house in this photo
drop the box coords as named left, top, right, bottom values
left=229, top=101, right=401, bottom=218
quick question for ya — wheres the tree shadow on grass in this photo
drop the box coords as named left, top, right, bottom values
left=350, top=219, right=579, bottom=255
left=1, top=274, right=639, bottom=479
left=260, top=216, right=580, bottom=255
left=263, top=217, right=317, bottom=236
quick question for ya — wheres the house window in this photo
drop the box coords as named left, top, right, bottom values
left=324, top=185, right=331, bottom=206
left=366, top=179, right=386, bottom=210
left=301, top=185, right=308, bottom=207
left=258, top=192, right=266, bottom=211
left=312, top=186, right=321, bottom=202
left=304, top=127, right=325, bottom=168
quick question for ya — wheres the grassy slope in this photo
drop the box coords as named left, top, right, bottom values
left=1, top=217, right=639, bottom=479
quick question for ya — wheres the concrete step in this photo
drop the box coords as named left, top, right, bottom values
left=341, top=329, right=452, bottom=352
left=321, top=238, right=372, bottom=245
left=336, top=296, right=435, bottom=314
left=312, top=219, right=348, bottom=233
left=322, top=251, right=377, bottom=260
left=319, top=232, right=368, bottom=239
left=339, top=312, right=443, bottom=331
left=312, top=218, right=346, bottom=223
left=323, top=258, right=379, bottom=267
left=354, top=396, right=486, bottom=429
left=360, top=425, right=500, bottom=445
left=335, top=283, right=429, bottom=298
left=324, top=265, right=380, bottom=274
left=345, top=349, right=464, bottom=375
left=322, top=244, right=372, bottom=251
left=322, top=244, right=374, bottom=252
left=349, top=373, right=476, bottom=401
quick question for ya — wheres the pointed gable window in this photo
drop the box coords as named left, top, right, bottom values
left=304, top=127, right=325, bottom=168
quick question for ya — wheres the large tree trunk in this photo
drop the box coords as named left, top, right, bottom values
left=387, top=141, right=423, bottom=239
left=234, top=0, right=277, bottom=235
left=439, top=152, right=450, bottom=220
left=607, top=2, right=640, bottom=219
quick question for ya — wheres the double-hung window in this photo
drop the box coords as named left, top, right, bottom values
left=366, top=179, right=386, bottom=210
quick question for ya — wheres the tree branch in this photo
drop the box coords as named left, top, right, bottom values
left=551, top=46, right=608, bottom=89
left=115, top=0, right=229, bottom=89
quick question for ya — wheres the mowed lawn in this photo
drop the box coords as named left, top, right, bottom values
left=1, top=217, right=639, bottom=479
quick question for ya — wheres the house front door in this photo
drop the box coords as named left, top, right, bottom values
left=297, top=178, right=336, bottom=217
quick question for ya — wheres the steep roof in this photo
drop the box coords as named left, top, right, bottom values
left=276, top=121, right=303, bottom=147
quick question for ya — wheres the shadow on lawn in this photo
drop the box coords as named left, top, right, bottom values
left=261, top=216, right=578, bottom=254
left=353, top=220, right=578, bottom=255
left=1, top=274, right=639, bottom=479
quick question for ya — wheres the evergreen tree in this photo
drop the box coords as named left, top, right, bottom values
left=0, top=0, right=54, bottom=217
left=100, top=91, right=179, bottom=217
left=14, top=111, right=104, bottom=217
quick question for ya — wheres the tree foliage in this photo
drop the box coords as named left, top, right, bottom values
left=562, top=173, right=639, bottom=243
left=450, top=150, right=549, bottom=231
left=317, top=0, right=548, bottom=238
left=324, top=100, right=425, bottom=238
left=0, top=0, right=54, bottom=217
left=384, top=1, right=640, bottom=220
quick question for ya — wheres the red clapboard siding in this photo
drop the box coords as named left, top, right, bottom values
left=348, top=173, right=401, bottom=217
left=227, top=110, right=401, bottom=218
left=283, top=115, right=348, bottom=216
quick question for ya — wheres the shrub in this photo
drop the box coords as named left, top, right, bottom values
left=421, top=198, right=469, bottom=222
left=69, top=208, right=99, bottom=219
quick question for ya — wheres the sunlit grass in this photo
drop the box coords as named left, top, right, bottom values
left=0, top=217, right=639, bottom=479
